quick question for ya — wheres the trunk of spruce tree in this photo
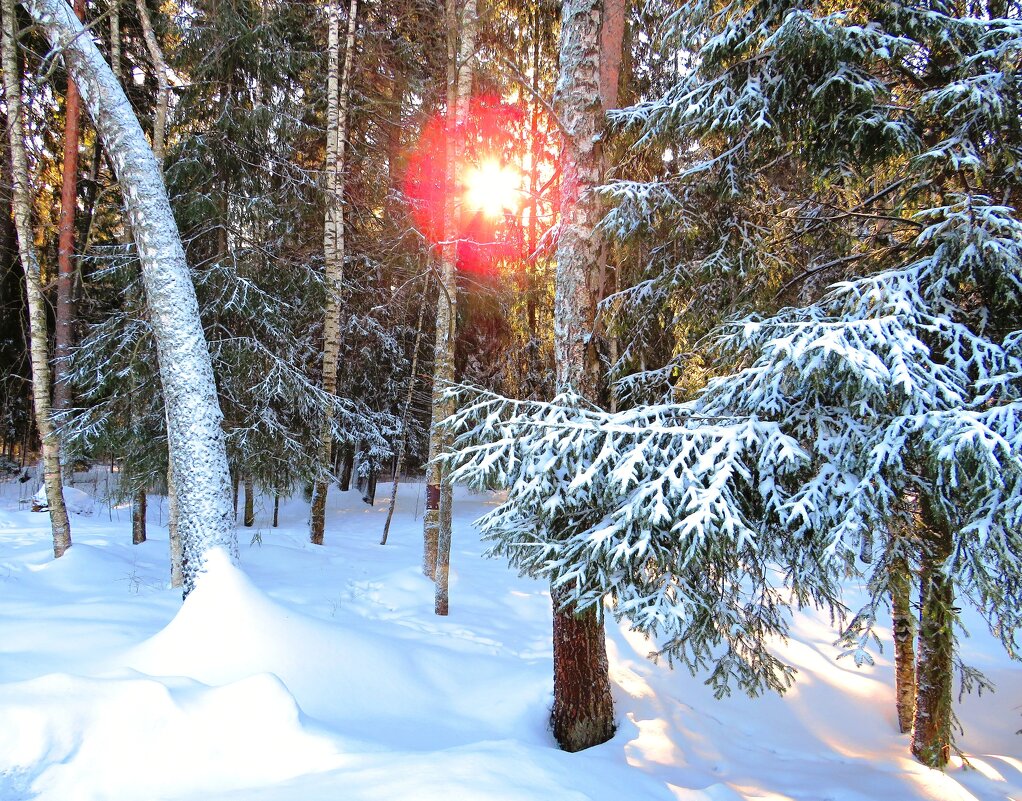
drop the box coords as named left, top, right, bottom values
left=53, top=0, right=86, bottom=418
left=25, top=0, right=236, bottom=594
left=272, top=494, right=280, bottom=528
left=132, top=487, right=146, bottom=544
left=2, top=0, right=72, bottom=558
left=243, top=476, right=255, bottom=527
left=911, top=513, right=955, bottom=767
left=339, top=447, right=354, bottom=491
left=547, top=0, right=616, bottom=751
left=311, top=0, right=357, bottom=545
left=889, top=546, right=916, bottom=734
left=431, top=0, right=477, bottom=615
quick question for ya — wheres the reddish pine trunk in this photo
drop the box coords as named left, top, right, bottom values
left=53, top=0, right=86, bottom=415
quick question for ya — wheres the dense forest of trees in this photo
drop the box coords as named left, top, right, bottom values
left=1, top=0, right=1019, bottom=767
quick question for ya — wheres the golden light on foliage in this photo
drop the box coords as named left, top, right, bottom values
left=463, top=159, right=521, bottom=219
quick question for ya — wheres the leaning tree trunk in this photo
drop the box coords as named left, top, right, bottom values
left=2, top=0, right=72, bottom=558
left=24, top=0, right=235, bottom=595
left=548, top=0, right=616, bottom=752
left=310, top=0, right=358, bottom=546
left=53, top=0, right=86, bottom=417
left=381, top=277, right=428, bottom=545
left=911, top=517, right=955, bottom=767
left=432, top=0, right=477, bottom=616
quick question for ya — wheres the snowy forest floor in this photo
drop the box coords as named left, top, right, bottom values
left=0, top=470, right=1019, bottom=801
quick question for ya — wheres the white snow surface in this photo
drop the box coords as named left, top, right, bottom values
left=0, top=475, right=1018, bottom=801
left=32, top=484, right=94, bottom=516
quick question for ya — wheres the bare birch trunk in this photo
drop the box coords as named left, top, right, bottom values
left=25, top=0, right=235, bottom=595
left=134, top=0, right=169, bottom=164
left=381, top=281, right=428, bottom=545
left=549, top=0, right=615, bottom=752
left=132, top=487, right=146, bottom=544
left=890, top=547, right=916, bottom=734
left=432, top=0, right=477, bottom=617
left=168, top=458, right=183, bottom=587
left=2, top=0, right=72, bottom=558
left=311, top=0, right=357, bottom=546
left=54, top=0, right=86, bottom=417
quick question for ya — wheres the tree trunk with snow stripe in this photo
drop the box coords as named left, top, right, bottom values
left=23, top=0, right=235, bottom=594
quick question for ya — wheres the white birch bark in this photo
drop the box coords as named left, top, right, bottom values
left=549, top=0, right=616, bottom=751
left=23, top=0, right=235, bottom=594
left=425, top=0, right=477, bottom=606
left=311, top=0, right=357, bottom=545
left=2, top=0, right=72, bottom=557
left=135, top=0, right=169, bottom=164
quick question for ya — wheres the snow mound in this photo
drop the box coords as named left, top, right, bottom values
left=32, top=485, right=93, bottom=515
left=0, top=671, right=341, bottom=801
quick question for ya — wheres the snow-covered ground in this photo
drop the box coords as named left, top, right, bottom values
left=0, top=471, right=1018, bottom=801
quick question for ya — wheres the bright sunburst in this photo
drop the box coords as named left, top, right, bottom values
left=463, top=160, right=521, bottom=219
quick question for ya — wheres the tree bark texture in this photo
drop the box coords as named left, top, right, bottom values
left=53, top=0, right=86, bottom=416
left=548, top=0, right=616, bottom=751
left=433, top=0, right=476, bottom=617
left=243, top=476, right=255, bottom=527
left=911, top=521, right=954, bottom=767
left=168, top=458, right=183, bottom=588
left=2, top=0, right=72, bottom=558
left=890, top=548, right=916, bottom=735
left=134, top=0, right=169, bottom=164
left=132, top=487, right=147, bottom=544
left=550, top=585, right=616, bottom=751
left=311, top=0, right=357, bottom=546
left=24, top=0, right=236, bottom=594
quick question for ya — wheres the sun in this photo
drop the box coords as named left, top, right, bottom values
left=463, top=160, right=521, bottom=219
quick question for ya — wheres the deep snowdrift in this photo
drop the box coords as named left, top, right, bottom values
left=0, top=475, right=1018, bottom=800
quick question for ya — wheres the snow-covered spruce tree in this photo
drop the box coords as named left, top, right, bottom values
left=23, top=0, right=236, bottom=594
left=598, top=0, right=1022, bottom=769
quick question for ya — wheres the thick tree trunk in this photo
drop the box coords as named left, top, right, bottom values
left=547, top=0, right=616, bottom=751
left=243, top=476, right=255, bottom=527
left=890, top=548, right=916, bottom=735
left=25, top=0, right=236, bottom=594
left=132, top=487, right=147, bottom=544
left=911, top=521, right=954, bottom=767
left=338, top=446, right=354, bottom=491
left=53, top=0, right=86, bottom=417
left=2, top=0, right=72, bottom=558
left=311, top=0, right=357, bottom=546
left=551, top=585, right=616, bottom=751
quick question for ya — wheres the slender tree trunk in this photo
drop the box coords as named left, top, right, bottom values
left=243, top=476, right=254, bottom=527
left=232, top=471, right=240, bottom=520
left=272, top=494, right=280, bottom=528
left=890, top=547, right=916, bottom=734
left=911, top=518, right=954, bottom=767
left=426, top=0, right=477, bottom=610
left=339, top=447, right=354, bottom=491
left=311, top=0, right=357, bottom=546
left=381, top=279, right=428, bottom=545
left=53, top=0, right=86, bottom=417
left=2, top=0, right=72, bottom=558
left=134, top=0, right=169, bottom=164
left=132, top=487, right=146, bottom=544
left=547, top=0, right=616, bottom=751
left=25, top=0, right=236, bottom=595
left=168, top=458, right=182, bottom=588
